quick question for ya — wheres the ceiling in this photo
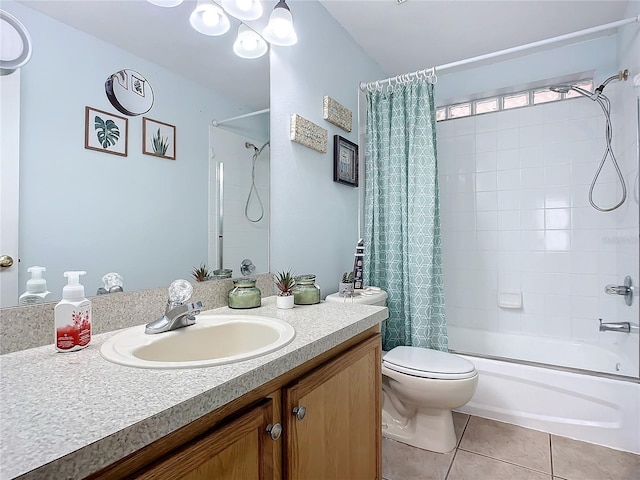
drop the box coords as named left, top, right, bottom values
left=17, top=0, right=633, bottom=110
left=319, top=0, right=631, bottom=80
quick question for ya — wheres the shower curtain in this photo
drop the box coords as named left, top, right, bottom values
left=363, top=79, right=447, bottom=352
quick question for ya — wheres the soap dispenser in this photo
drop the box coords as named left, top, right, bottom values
left=55, top=271, right=92, bottom=352
left=18, top=266, right=51, bottom=305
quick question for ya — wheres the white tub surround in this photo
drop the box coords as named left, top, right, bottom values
left=449, top=326, right=637, bottom=378
left=438, top=79, right=639, bottom=379
left=0, top=298, right=388, bottom=479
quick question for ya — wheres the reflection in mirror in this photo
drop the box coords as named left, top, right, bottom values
left=0, top=0, right=270, bottom=307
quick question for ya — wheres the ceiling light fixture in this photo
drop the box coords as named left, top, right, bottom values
left=262, top=0, right=297, bottom=47
left=233, top=24, right=268, bottom=59
left=146, top=0, right=184, bottom=7
left=189, top=0, right=231, bottom=36
left=148, top=0, right=297, bottom=59
left=222, top=0, right=263, bottom=21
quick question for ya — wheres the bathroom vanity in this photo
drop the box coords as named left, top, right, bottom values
left=0, top=297, right=387, bottom=479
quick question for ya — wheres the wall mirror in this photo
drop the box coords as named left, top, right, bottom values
left=0, top=0, right=270, bottom=307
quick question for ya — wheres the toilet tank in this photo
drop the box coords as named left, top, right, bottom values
left=325, top=287, right=388, bottom=306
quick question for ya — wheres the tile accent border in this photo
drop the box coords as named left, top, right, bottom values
left=323, top=96, right=353, bottom=132
left=290, top=113, right=328, bottom=153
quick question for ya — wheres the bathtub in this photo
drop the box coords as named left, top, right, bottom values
left=447, top=327, right=640, bottom=454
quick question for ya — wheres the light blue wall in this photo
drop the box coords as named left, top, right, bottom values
left=435, top=35, right=619, bottom=105
left=269, top=0, right=385, bottom=297
left=618, top=1, right=640, bottom=74
left=5, top=1, right=264, bottom=299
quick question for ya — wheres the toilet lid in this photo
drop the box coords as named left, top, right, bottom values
left=383, top=346, right=476, bottom=380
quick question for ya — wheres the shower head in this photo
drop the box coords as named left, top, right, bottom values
left=549, top=70, right=628, bottom=100
left=245, top=142, right=258, bottom=152
left=549, top=84, right=598, bottom=101
left=549, top=85, right=571, bottom=94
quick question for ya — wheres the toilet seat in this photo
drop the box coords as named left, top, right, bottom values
left=383, top=346, right=476, bottom=380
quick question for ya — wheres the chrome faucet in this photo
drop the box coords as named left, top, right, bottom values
left=145, top=279, right=203, bottom=334
left=599, top=319, right=631, bottom=333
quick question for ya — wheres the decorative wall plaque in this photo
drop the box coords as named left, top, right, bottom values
left=290, top=114, right=328, bottom=153
left=323, top=96, right=352, bottom=132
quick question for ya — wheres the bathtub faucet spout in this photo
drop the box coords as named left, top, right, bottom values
left=599, top=319, right=631, bottom=333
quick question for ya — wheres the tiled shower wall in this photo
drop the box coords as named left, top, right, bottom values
left=437, top=83, right=639, bottom=372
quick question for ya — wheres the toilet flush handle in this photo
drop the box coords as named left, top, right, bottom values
left=292, top=406, right=306, bottom=421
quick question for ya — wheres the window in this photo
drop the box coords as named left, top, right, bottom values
left=503, top=93, right=529, bottom=109
left=448, top=103, right=471, bottom=118
left=475, top=98, right=499, bottom=114
left=436, top=78, right=593, bottom=122
left=533, top=89, right=561, bottom=104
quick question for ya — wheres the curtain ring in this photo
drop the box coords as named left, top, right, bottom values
left=430, top=67, right=438, bottom=84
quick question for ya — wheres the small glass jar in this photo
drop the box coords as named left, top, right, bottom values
left=292, top=274, right=321, bottom=305
left=212, top=268, right=233, bottom=279
left=228, top=277, right=261, bottom=309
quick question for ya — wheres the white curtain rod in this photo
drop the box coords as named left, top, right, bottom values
left=212, top=108, right=270, bottom=127
left=359, top=15, right=640, bottom=91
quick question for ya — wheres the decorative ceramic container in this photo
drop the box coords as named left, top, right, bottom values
left=276, top=295, right=295, bottom=309
left=292, top=274, right=321, bottom=305
left=228, top=277, right=261, bottom=309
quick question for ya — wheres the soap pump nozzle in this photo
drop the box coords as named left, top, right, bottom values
left=63, top=271, right=87, bottom=300
left=26, top=266, right=47, bottom=293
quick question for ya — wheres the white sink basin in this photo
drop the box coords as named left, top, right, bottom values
left=100, top=314, right=296, bottom=369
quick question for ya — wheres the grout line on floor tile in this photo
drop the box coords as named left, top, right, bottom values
left=549, top=432, right=554, bottom=477
left=443, top=446, right=461, bottom=480
left=457, top=447, right=553, bottom=476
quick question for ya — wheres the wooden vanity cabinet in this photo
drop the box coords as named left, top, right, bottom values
left=135, top=398, right=278, bottom=480
left=89, top=328, right=381, bottom=480
left=284, top=334, right=381, bottom=480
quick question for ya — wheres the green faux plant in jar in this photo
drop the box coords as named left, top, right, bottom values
left=292, top=274, right=321, bottom=305
left=274, top=269, right=295, bottom=309
left=228, top=277, right=261, bottom=309
left=191, top=263, right=211, bottom=282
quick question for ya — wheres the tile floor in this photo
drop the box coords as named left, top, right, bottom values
left=382, top=413, right=640, bottom=480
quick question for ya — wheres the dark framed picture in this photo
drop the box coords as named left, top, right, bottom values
left=143, top=117, right=176, bottom=160
left=333, top=135, right=358, bottom=187
left=84, top=106, right=128, bottom=157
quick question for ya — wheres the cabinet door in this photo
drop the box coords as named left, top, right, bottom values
left=135, top=398, right=278, bottom=480
left=284, top=334, right=381, bottom=480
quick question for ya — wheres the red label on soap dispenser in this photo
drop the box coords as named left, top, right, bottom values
left=56, top=308, right=91, bottom=350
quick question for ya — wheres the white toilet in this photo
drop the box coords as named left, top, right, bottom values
left=326, top=287, right=478, bottom=454
left=382, top=346, right=477, bottom=453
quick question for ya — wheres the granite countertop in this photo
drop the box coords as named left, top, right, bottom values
left=0, top=297, right=388, bottom=479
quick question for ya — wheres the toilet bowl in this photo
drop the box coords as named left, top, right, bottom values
left=382, top=346, right=478, bottom=453
left=325, top=288, right=476, bottom=453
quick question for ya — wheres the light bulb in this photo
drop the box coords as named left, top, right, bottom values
left=202, top=9, right=220, bottom=26
left=237, top=0, right=252, bottom=12
left=233, top=24, right=268, bottom=59
left=190, top=0, right=230, bottom=36
left=262, top=1, right=297, bottom=47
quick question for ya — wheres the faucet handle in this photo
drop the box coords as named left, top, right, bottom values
left=604, top=276, right=634, bottom=306
left=168, top=279, right=193, bottom=304
left=605, top=284, right=628, bottom=295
